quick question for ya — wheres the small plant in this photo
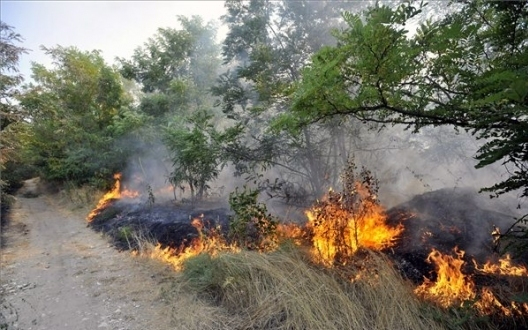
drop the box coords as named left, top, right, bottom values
left=117, top=225, right=134, bottom=248
left=146, top=184, right=155, bottom=207
left=228, top=186, right=278, bottom=251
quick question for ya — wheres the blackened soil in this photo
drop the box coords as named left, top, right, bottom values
left=89, top=200, right=231, bottom=250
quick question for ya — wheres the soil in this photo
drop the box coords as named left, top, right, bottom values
left=0, top=192, right=176, bottom=330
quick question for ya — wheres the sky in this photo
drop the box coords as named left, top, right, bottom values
left=1, top=1, right=227, bottom=83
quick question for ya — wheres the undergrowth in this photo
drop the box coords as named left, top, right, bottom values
left=180, top=248, right=449, bottom=330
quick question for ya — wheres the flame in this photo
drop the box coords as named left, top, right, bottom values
left=276, top=223, right=305, bottom=246
left=476, top=254, right=528, bottom=277
left=87, top=173, right=122, bottom=221
left=147, top=218, right=239, bottom=271
left=415, top=248, right=528, bottom=316
left=414, top=248, right=476, bottom=308
left=306, top=183, right=403, bottom=266
left=87, top=173, right=139, bottom=221
left=475, top=287, right=513, bottom=316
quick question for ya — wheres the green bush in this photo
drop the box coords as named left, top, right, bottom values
left=228, top=186, right=278, bottom=250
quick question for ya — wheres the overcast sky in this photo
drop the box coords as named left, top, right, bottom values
left=1, top=1, right=227, bottom=83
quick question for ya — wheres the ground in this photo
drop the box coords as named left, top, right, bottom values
left=0, top=191, right=177, bottom=330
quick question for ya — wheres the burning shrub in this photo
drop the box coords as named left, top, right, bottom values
left=306, top=160, right=403, bottom=266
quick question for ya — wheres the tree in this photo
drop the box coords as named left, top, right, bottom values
left=117, top=16, right=223, bottom=196
left=288, top=0, right=528, bottom=197
left=284, top=0, right=528, bottom=252
left=0, top=22, right=27, bottom=169
left=214, top=0, right=369, bottom=199
left=164, top=110, right=224, bottom=200
left=119, top=16, right=220, bottom=120
left=0, top=22, right=33, bottom=200
left=19, top=46, right=136, bottom=187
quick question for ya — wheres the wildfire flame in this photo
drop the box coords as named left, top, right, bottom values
left=87, top=173, right=139, bottom=221
left=476, top=254, right=528, bottom=277
left=415, top=247, right=528, bottom=316
left=306, top=184, right=403, bottom=266
left=415, top=248, right=476, bottom=308
left=147, top=217, right=239, bottom=271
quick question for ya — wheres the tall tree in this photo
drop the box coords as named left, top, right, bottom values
left=0, top=22, right=32, bottom=199
left=118, top=16, right=223, bottom=196
left=289, top=0, right=528, bottom=198
left=214, top=0, right=370, bottom=199
left=19, top=46, right=137, bottom=187
left=0, top=22, right=27, bottom=170
left=119, top=16, right=220, bottom=120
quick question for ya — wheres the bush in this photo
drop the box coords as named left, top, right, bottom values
left=228, top=186, right=278, bottom=251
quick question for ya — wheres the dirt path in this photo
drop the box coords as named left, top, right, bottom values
left=1, top=195, right=175, bottom=330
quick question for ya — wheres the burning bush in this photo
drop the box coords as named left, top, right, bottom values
left=306, top=161, right=403, bottom=266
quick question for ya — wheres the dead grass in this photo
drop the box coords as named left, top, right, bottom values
left=179, top=246, right=449, bottom=330
left=56, top=183, right=102, bottom=213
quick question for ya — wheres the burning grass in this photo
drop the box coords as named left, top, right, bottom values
left=415, top=247, right=528, bottom=327
left=87, top=173, right=139, bottom=221
left=146, top=218, right=239, bottom=271
left=88, top=169, right=528, bottom=329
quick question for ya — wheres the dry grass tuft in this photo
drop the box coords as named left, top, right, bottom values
left=181, top=247, right=448, bottom=330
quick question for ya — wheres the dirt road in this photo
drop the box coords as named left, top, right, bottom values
left=1, top=195, right=174, bottom=330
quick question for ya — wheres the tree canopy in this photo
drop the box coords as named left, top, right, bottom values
left=18, top=46, right=138, bottom=187
left=285, top=0, right=528, bottom=199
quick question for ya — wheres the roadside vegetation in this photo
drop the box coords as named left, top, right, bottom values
left=2, top=1, right=528, bottom=329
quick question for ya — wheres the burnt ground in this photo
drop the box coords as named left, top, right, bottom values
left=90, top=187, right=523, bottom=265
left=86, top=186, right=528, bottom=328
left=89, top=199, right=231, bottom=251
left=385, top=188, right=525, bottom=282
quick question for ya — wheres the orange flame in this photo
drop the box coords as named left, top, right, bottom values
left=87, top=173, right=139, bottom=221
left=476, top=254, right=528, bottom=277
left=416, top=248, right=528, bottom=316
left=306, top=184, right=403, bottom=266
left=147, top=218, right=239, bottom=271
left=414, top=248, right=476, bottom=308
left=475, top=287, right=513, bottom=317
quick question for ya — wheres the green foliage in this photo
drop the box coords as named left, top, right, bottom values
left=118, top=16, right=220, bottom=120
left=18, top=46, right=134, bottom=187
left=0, top=22, right=32, bottom=197
left=288, top=0, right=528, bottom=201
left=216, top=0, right=369, bottom=196
left=164, top=110, right=224, bottom=199
left=228, top=186, right=278, bottom=250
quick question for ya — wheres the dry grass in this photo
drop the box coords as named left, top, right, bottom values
left=180, top=246, right=449, bottom=330
left=55, top=183, right=102, bottom=213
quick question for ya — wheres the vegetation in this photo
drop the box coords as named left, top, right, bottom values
left=228, top=186, right=278, bottom=250
left=280, top=0, right=528, bottom=253
left=3, top=1, right=528, bottom=328
left=0, top=22, right=33, bottom=214
left=179, top=249, right=448, bottom=330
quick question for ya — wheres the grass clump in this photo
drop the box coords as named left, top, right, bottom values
left=181, top=248, right=448, bottom=330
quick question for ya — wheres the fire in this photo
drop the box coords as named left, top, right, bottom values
left=416, top=248, right=528, bottom=316
left=414, top=248, right=476, bottom=308
left=147, top=217, right=239, bottom=271
left=87, top=173, right=139, bottom=221
left=475, top=287, right=513, bottom=317
left=476, top=254, right=528, bottom=277
left=276, top=223, right=305, bottom=246
left=306, top=183, right=403, bottom=266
